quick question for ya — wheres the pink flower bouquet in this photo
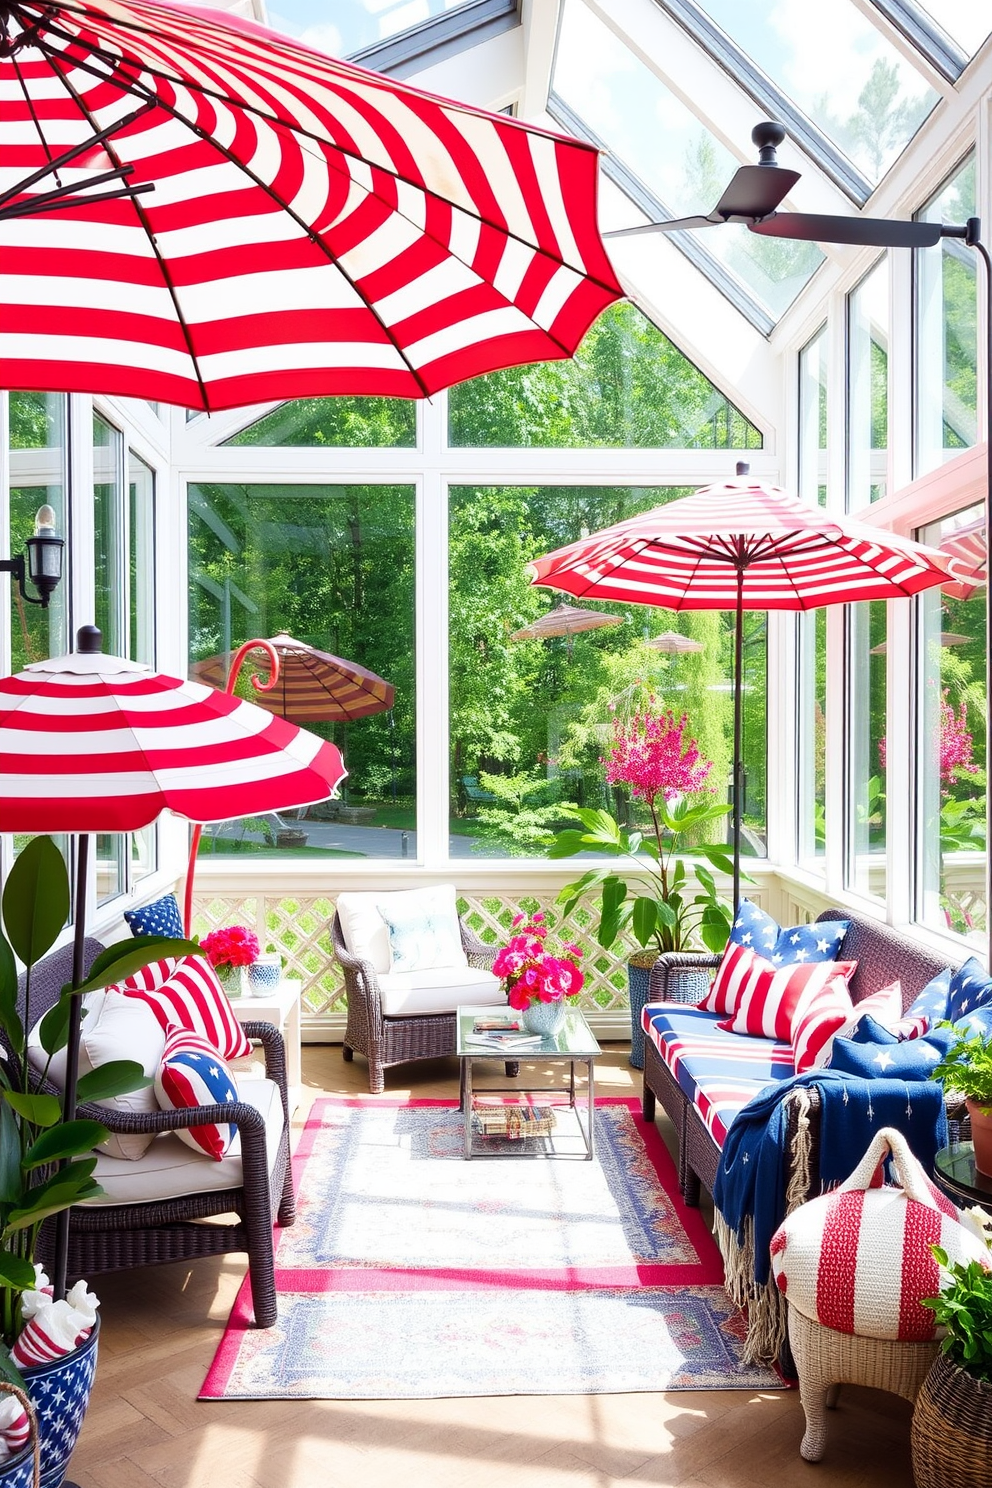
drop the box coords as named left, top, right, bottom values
left=200, top=924, right=259, bottom=969
left=492, top=913, right=584, bottom=1010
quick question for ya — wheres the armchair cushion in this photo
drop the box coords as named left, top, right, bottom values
left=155, top=1027, right=239, bottom=1160
left=28, top=990, right=165, bottom=1160
left=377, top=887, right=464, bottom=972
left=123, top=892, right=184, bottom=939
left=377, top=965, right=502, bottom=1017
left=113, top=953, right=252, bottom=1061
left=81, top=1076, right=285, bottom=1206
left=337, top=885, right=468, bottom=975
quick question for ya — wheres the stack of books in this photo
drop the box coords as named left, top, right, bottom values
left=463, top=1016, right=544, bottom=1051
left=472, top=1104, right=556, bottom=1140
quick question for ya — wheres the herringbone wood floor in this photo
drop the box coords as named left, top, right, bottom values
left=69, top=1044, right=914, bottom=1488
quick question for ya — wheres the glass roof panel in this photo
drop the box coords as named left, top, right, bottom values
left=260, top=0, right=475, bottom=57
left=912, top=2, right=991, bottom=56
left=691, top=0, right=938, bottom=184
left=553, top=0, right=823, bottom=321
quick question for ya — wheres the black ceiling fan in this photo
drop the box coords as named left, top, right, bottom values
left=606, top=120, right=978, bottom=250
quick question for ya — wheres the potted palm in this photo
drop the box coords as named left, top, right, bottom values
left=548, top=705, right=735, bottom=1068
left=913, top=1211, right=992, bottom=1488
left=930, top=1028, right=992, bottom=1176
left=0, top=837, right=196, bottom=1487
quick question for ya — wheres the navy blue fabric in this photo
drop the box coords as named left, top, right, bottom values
left=903, top=968, right=952, bottom=1028
left=955, top=1005, right=992, bottom=1040
left=124, top=893, right=184, bottom=939
left=713, top=1070, right=947, bottom=1287
left=729, top=899, right=848, bottom=967
left=848, top=1014, right=898, bottom=1047
left=947, top=957, right=992, bottom=1024
left=830, top=1032, right=945, bottom=1080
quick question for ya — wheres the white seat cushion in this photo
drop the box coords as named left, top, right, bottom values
left=81, top=1076, right=285, bottom=1206
left=378, top=966, right=503, bottom=1017
left=337, top=885, right=467, bottom=974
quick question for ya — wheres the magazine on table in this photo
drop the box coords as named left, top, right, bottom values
left=463, top=1030, right=544, bottom=1049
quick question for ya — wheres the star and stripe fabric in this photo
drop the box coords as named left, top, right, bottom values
left=123, top=892, right=185, bottom=939
left=114, top=954, right=251, bottom=1062
left=0, top=0, right=622, bottom=411
left=729, top=899, right=849, bottom=966
left=698, top=940, right=857, bottom=1042
left=154, top=1027, right=239, bottom=1159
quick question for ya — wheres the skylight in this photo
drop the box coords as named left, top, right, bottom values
left=553, top=0, right=824, bottom=323
left=914, top=1, right=991, bottom=57
left=261, top=0, right=478, bottom=57
left=688, top=0, right=938, bottom=185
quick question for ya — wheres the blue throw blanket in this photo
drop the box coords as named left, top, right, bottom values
left=713, top=1069, right=948, bottom=1288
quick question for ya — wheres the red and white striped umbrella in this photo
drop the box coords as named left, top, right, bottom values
left=0, top=629, right=347, bottom=831
left=530, top=477, right=955, bottom=909
left=0, top=0, right=622, bottom=410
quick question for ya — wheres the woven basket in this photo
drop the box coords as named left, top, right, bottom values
left=911, top=1351, right=992, bottom=1488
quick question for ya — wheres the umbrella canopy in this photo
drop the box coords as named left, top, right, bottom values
left=192, top=633, right=394, bottom=723
left=0, top=0, right=623, bottom=410
left=938, top=519, right=987, bottom=601
left=509, top=603, right=623, bottom=641
left=643, top=630, right=705, bottom=653
left=530, top=477, right=956, bottom=909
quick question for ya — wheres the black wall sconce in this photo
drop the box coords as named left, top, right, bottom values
left=0, top=505, right=65, bottom=608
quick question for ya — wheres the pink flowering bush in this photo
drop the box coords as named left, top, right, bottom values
left=200, top=925, right=260, bottom=968
left=492, top=913, right=584, bottom=1009
left=549, top=703, right=734, bottom=956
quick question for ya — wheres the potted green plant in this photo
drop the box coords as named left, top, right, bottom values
left=930, top=1028, right=992, bottom=1176
left=0, top=836, right=196, bottom=1486
left=913, top=1213, right=992, bottom=1488
left=547, top=705, right=735, bottom=1068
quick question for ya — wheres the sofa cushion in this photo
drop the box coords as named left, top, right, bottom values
left=378, top=965, right=502, bottom=1017
left=791, top=982, right=856, bottom=1073
left=731, top=899, right=849, bottom=966
left=642, top=1004, right=794, bottom=1146
left=702, top=941, right=857, bottom=1041
left=337, top=885, right=467, bottom=975
left=829, top=1024, right=946, bottom=1080
left=113, top=954, right=251, bottom=1062
left=28, top=990, right=165, bottom=1161
left=376, top=886, right=465, bottom=972
left=81, top=1076, right=284, bottom=1206
left=123, top=892, right=184, bottom=939
left=155, top=1028, right=239, bottom=1160
left=947, top=957, right=992, bottom=1024
left=904, top=968, right=952, bottom=1027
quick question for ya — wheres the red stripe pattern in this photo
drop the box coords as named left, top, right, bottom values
left=0, top=650, right=346, bottom=831
left=0, top=0, right=622, bottom=409
left=700, top=941, right=857, bottom=1042
left=155, top=1026, right=238, bottom=1159
left=114, top=953, right=251, bottom=1060
left=530, top=480, right=955, bottom=610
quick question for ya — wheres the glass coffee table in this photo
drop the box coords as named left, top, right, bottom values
left=456, top=1005, right=601, bottom=1160
left=933, top=1142, right=992, bottom=1215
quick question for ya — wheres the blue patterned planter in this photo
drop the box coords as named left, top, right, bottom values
left=521, top=1000, right=567, bottom=1038
left=22, top=1314, right=99, bottom=1488
left=0, top=1438, right=36, bottom=1488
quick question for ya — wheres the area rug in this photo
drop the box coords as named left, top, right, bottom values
left=200, top=1096, right=785, bottom=1399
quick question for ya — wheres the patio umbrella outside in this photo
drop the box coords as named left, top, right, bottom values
left=192, top=633, right=395, bottom=724
left=0, top=624, right=347, bottom=1294
left=529, top=474, right=957, bottom=911
left=0, top=0, right=623, bottom=410
left=643, top=630, right=705, bottom=653
left=509, top=602, right=623, bottom=655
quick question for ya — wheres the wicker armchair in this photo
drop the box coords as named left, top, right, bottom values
left=17, top=939, right=294, bottom=1328
left=332, top=910, right=517, bottom=1093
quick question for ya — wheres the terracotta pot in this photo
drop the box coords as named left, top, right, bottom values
left=966, top=1097, right=992, bottom=1177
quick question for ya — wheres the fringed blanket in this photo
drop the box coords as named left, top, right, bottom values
left=712, top=1072, right=947, bottom=1364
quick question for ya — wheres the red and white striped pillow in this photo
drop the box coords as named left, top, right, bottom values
left=791, top=982, right=856, bottom=1073
left=113, top=954, right=251, bottom=1062
left=833, top=979, right=929, bottom=1043
left=700, top=941, right=857, bottom=1042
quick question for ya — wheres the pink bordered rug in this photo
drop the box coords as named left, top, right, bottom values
left=200, top=1096, right=785, bottom=1399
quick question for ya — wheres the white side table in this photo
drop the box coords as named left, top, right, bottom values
left=230, top=978, right=303, bottom=1113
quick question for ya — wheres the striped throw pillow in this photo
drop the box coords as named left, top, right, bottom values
left=114, top=954, right=251, bottom=1061
left=155, top=1027, right=239, bottom=1160
left=701, top=941, right=857, bottom=1042
left=791, top=982, right=856, bottom=1073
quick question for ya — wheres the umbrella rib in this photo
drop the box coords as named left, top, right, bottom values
left=36, top=36, right=436, bottom=402
left=11, top=51, right=58, bottom=177
left=41, top=49, right=213, bottom=410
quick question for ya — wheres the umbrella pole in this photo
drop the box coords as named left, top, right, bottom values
left=732, top=567, right=745, bottom=916
left=52, top=833, right=90, bottom=1302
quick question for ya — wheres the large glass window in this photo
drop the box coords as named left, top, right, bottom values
left=448, top=485, right=767, bottom=863
left=188, top=484, right=415, bottom=860
left=93, top=414, right=127, bottom=906
left=225, top=397, right=416, bottom=448
left=847, top=257, right=889, bottom=508
left=916, top=156, right=978, bottom=476
left=917, top=505, right=986, bottom=945
left=263, top=0, right=479, bottom=57
left=798, top=609, right=826, bottom=866
left=449, top=304, right=762, bottom=449
left=129, top=452, right=156, bottom=668
left=8, top=393, right=68, bottom=672
left=846, top=602, right=886, bottom=901
left=915, top=3, right=991, bottom=56
left=551, top=0, right=824, bottom=320
left=798, top=327, right=828, bottom=507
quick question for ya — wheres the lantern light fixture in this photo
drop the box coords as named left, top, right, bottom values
left=0, top=505, right=64, bottom=608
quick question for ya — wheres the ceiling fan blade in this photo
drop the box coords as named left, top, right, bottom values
left=750, top=212, right=944, bottom=248
left=605, top=215, right=720, bottom=238
left=713, top=164, right=800, bottom=221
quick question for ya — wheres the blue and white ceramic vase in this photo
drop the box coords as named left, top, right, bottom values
left=521, top=998, right=567, bottom=1039
left=19, top=1315, right=100, bottom=1488
left=246, top=956, right=282, bottom=996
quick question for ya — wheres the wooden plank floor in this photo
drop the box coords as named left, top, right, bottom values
left=70, top=1044, right=915, bottom=1488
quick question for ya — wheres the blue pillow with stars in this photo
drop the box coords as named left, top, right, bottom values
left=901, top=969, right=952, bottom=1031
left=124, top=892, right=184, bottom=940
left=946, top=957, right=992, bottom=1026
left=729, top=899, right=849, bottom=967
left=848, top=1014, right=899, bottom=1047
left=830, top=1029, right=946, bottom=1080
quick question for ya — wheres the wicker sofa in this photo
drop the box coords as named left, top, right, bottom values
left=16, top=938, right=294, bottom=1328
left=641, top=907, right=956, bottom=1208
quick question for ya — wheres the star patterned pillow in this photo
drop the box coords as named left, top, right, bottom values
left=901, top=969, right=952, bottom=1032
left=123, top=892, right=185, bottom=940
left=946, top=957, right=992, bottom=1026
left=154, top=1027, right=240, bottom=1160
left=729, top=899, right=849, bottom=967
left=829, top=1027, right=946, bottom=1081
